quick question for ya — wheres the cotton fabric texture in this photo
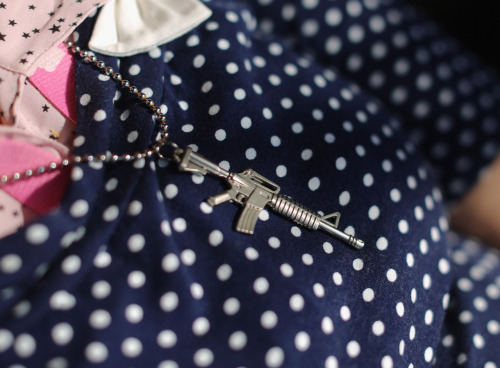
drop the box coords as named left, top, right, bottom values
left=1, top=1, right=500, bottom=367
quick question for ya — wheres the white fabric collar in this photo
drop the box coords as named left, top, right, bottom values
left=89, top=0, right=212, bottom=57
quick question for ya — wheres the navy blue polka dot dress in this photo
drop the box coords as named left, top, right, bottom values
left=1, top=1, right=500, bottom=367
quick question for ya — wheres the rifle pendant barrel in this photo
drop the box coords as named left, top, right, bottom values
left=269, top=194, right=365, bottom=250
left=317, top=221, right=365, bottom=250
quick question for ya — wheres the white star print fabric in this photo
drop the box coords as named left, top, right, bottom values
left=0, top=0, right=112, bottom=237
left=0, top=0, right=110, bottom=127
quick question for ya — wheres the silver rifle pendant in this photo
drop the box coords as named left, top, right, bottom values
left=172, top=147, right=365, bottom=250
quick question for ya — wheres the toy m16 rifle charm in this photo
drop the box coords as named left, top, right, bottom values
left=172, top=147, right=365, bottom=250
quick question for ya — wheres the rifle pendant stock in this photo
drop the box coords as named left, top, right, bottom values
left=173, top=147, right=365, bottom=250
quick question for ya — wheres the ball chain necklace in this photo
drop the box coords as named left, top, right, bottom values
left=0, top=42, right=365, bottom=250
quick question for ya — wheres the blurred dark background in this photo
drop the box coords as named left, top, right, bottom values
left=409, top=0, right=500, bottom=70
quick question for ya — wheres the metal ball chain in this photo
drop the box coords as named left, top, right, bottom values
left=0, top=42, right=171, bottom=186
